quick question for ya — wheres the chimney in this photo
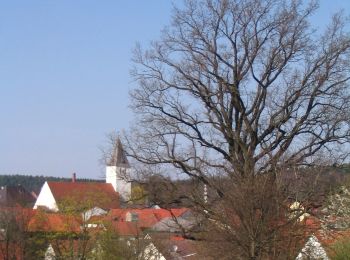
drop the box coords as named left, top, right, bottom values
left=72, top=173, right=76, bottom=183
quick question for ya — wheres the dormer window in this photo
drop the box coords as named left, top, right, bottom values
left=131, top=213, right=138, bottom=222
left=126, top=211, right=139, bottom=222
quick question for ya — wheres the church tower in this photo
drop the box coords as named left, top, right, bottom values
left=106, top=138, right=131, bottom=202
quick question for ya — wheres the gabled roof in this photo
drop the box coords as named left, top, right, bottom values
left=159, top=239, right=201, bottom=259
left=145, top=234, right=212, bottom=260
left=28, top=211, right=81, bottom=232
left=47, top=182, right=119, bottom=210
left=108, top=208, right=190, bottom=229
left=111, top=221, right=141, bottom=237
left=151, top=216, right=196, bottom=232
left=46, top=240, right=83, bottom=259
left=108, top=137, right=130, bottom=167
left=293, top=216, right=350, bottom=259
left=296, top=235, right=329, bottom=259
left=0, top=185, right=36, bottom=207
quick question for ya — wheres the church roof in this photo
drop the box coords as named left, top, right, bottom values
left=47, top=182, right=120, bottom=210
left=108, top=138, right=130, bottom=167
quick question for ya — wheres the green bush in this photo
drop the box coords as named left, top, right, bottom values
left=331, top=239, right=350, bottom=260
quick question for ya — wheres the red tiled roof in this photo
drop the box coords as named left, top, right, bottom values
left=304, top=217, right=321, bottom=231
left=28, top=211, right=81, bottom=232
left=316, top=229, right=350, bottom=247
left=170, top=235, right=186, bottom=241
left=295, top=216, right=350, bottom=258
left=154, top=208, right=189, bottom=219
left=108, top=208, right=189, bottom=229
left=47, top=182, right=119, bottom=209
left=111, top=221, right=141, bottom=237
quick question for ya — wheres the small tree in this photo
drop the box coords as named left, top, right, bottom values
left=35, top=191, right=114, bottom=260
left=331, top=238, right=350, bottom=260
left=0, top=207, right=38, bottom=260
left=89, top=222, right=137, bottom=260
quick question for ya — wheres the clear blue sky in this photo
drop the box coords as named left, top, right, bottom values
left=0, top=1, right=349, bottom=179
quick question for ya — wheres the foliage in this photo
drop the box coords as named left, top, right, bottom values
left=330, top=239, right=350, bottom=260
left=0, top=174, right=102, bottom=194
left=327, top=187, right=350, bottom=218
left=57, top=191, right=110, bottom=214
left=89, top=224, right=132, bottom=260
left=0, top=207, right=44, bottom=259
left=48, top=191, right=117, bottom=259
left=323, top=183, right=350, bottom=231
left=131, top=185, right=147, bottom=205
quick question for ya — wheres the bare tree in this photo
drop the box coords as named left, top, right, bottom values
left=0, top=207, right=34, bottom=260
left=124, top=0, right=350, bottom=258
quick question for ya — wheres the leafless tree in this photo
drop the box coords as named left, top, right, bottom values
left=124, top=0, right=350, bottom=258
left=0, top=207, right=33, bottom=260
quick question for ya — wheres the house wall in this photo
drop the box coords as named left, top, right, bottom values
left=83, top=207, right=107, bottom=221
left=296, top=235, right=329, bottom=260
left=142, top=243, right=166, bottom=260
left=45, top=244, right=55, bottom=260
left=33, top=182, right=58, bottom=211
left=106, top=166, right=131, bottom=201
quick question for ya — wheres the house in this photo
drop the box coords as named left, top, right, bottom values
left=151, top=216, right=196, bottom=233
left=44, top=240, right=85, bottom=260
left=86, top=207, right=192, bottom=237
left=45, top=244, right=55, bottom=260
left=33, top=178, right=120, bottom=211
left=107, top=208, right=191, bottom=230
left=296, top=235, right=329, bottom=260
left=292, top=214, right=350, bottom=259
left=141, top=234, right=212, bottom=260
left=0, top=185, right=36, bottom=207
left=110, top=221, right=142, bottom=237
left=83, top=207, right=108, bottom=222
left=34, top=138, right=133, bottom=211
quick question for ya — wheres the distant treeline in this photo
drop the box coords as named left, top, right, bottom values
left=0, top=174, right=103, bottom=194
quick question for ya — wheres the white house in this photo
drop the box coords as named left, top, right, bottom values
left=34, top=138, right=133, bottom=210
left=296, top=235, right=329, bottom=260
left=142, top=243, right=167, bottom=260
left=44, top=244, right=55, bottom=260
left=140, top=235, right=201, bottom=260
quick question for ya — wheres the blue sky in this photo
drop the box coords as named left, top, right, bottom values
left=0, top=1, right=349, bottom=179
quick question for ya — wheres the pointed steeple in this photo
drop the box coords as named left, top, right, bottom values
left=108, top=137, right=130, bottom=167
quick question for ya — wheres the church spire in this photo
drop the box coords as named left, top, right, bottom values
left=108, top=137, right=130, bottom=167
left=106, top=137, right=132, bottom=200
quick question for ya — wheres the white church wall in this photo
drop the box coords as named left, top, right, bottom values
left=106, top=166, right=131, bottom=201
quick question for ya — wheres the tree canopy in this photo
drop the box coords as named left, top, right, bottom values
left=125, top=0, right=350, bottom=258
